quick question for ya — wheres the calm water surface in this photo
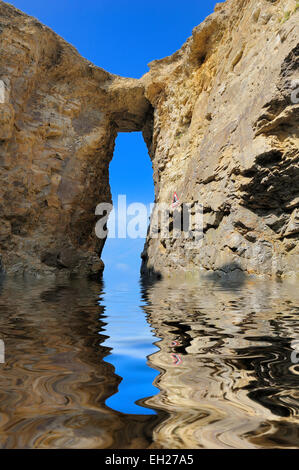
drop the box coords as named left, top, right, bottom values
left=0, top=272, right=298, bottom=448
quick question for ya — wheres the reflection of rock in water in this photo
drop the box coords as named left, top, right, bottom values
left=0, top=275, right=298, bottom=448
left=141, top=275, right=299, bottom=449
left=0, top=278, right=163, bottom=449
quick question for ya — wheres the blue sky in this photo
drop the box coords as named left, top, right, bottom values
left=10, top=0, right=218, bottom=78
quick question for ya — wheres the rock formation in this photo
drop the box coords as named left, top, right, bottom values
left=141, top=0, right=299, bottom=279
left=0, top=0, right=298, bottom=279
left=0, top=1, right=151, bottom=277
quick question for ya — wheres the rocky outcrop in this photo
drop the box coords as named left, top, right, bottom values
left=0, top=1, right=151, bottom=277
left=141, top=0, right=299, bottom=279
left=0, top=0, right=298, bottom=279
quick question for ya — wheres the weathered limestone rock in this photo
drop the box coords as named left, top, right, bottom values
left=0, top=1, right=151, bottom=277
left=0, top=0, right=298, bottom=279
left=141, top=0, right=299, bottom=279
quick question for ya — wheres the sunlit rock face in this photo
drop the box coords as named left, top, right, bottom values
left=0, top=2, right=150, bottom=277
left=141, top=0, right=299, bottom=279
left=0, top=0, right=298, bottom=278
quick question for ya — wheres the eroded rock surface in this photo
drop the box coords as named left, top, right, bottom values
left=0, top=0, right=298, bottom=279
left=0, top=1, right=151, bottom=277
left=141, top=0, right=299, bottom=279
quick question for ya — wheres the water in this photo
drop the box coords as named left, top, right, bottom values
left=103, top=283, right=159, bottom=415
left=0, top=272, right=298, bottom=448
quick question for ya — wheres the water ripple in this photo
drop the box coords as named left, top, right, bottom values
left=0, top=274, right=298, bottom=448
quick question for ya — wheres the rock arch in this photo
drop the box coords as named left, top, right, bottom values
left=0, top=1, right=298, bottom=280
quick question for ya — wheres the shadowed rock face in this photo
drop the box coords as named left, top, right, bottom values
left=0, top=0, right=298, bottom=279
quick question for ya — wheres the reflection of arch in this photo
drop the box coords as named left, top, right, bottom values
left=0, top=276, right=165, bottom=448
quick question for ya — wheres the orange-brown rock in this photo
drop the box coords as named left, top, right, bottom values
left=0, top=1, right=151, bottom=277
left=0, top=0, right=298, bottom=279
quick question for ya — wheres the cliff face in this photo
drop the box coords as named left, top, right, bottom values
left=0, top=0, right=298, bottom=279
left=0, top=1, right=151, bottom=277
left=141, top=0, right=299, bottom=279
